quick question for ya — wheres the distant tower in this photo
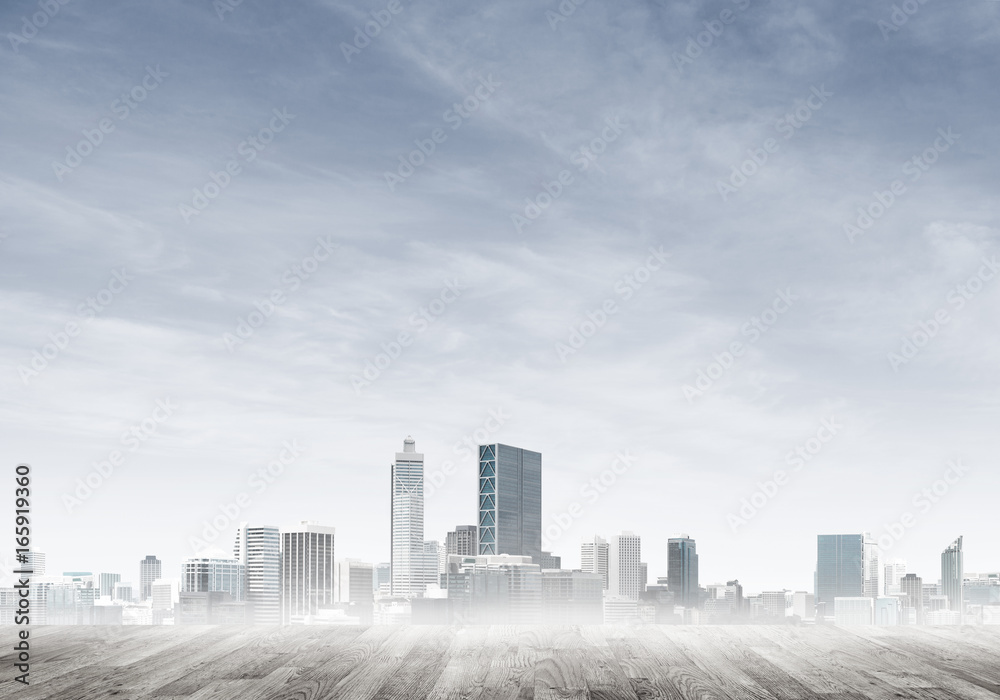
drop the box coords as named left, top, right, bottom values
left=446, top=526, right=478, bottom=557
left=900, top=573, right=924, bottom=625
left=581, top=535, right=609, bottom=589
left=816, top=533, right=879, bottom=610
left=477, top=444, right=541, bottom=562
left=941, top=536, right=964, bottom=619
left=234, top=524, right=281, bottom=624
left=608, top=532, right=642, bottom=600
left=23, top=551, right=45, bottom=576
left=98, top=573, right=121, bottom=598
left=883, top=559, right=907, bottom=596
left=391, top=436, right=425, bottom=597
left=281, top=521, right=335, bottom=623
left=667, top=536, right=699, bottom=608
left=139, top=556, right=162, bottom=601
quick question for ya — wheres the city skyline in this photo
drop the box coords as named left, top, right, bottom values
left=9, top=428, right=985, bottom=616
left=8, top=429, right=992, bottom=596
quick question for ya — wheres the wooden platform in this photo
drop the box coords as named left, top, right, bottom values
left=3, top=625, right=1000, bottom=699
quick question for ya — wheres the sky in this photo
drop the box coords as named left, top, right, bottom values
left=1, top=0, right=998, bottom=595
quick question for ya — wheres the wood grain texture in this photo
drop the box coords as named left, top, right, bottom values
left=2, top=625, right=999, bottom=700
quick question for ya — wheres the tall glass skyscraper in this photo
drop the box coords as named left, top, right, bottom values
left=391, top=436, right=425, bottom=597
left=234, top=524, right=280, bottom=624
left=816, top=533, right=879, bottom=610
left=941, top=535, right=964, bottom=618
left=667, top=536, right=699, bottom=607
left=477, top=443, right=541, bottom=562
left=139, top=555, right=162, bottom=601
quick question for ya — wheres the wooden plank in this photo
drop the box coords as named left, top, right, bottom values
left=3, top=624, right=1000, bottom=699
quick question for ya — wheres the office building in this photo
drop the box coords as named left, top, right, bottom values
left=477, top=444, right=542, bottom=563
left=834, top=597, right=874, bottom=626
left=139, top=556, right=161, bottom=601
left=373, top=562, right=390, bottom=595
left=941, top=536, right=964, bottom=620
left=151, top=578, right=180, bottom=624
left=444, top=554, right=542, bottom=624
left=234, top=524, right=281, bottom=624
left=177, top=591, right=246, bottom=624
left=581, top=535, right=609, bottom=589
left=539, top=551, right=561, bottom=570
left=282, top=521, right=335, bottom=623
left=761, top=591, right=791, bottom=619
left=182, top=557, right=245, bottom=600
left=446, top=525, right=477, bottom=557
left=883, top=558, right=907, bottom=596
left=667, top=536, right=699, bottom=608
left=391, top=436, right=426, bottom=597
left=900, top=573, right=923, bottom=625
left=816, top=533, right=879, bottom=611
left=113, top=582, right=134, bottom=603
left=335, top=559, right=375, bottom=605
left=875, top=597, right=901, bottom=626
left=424, top=540, right=446, bottom=589
left=98, top=573, right=121, bottom=598
left=541, top=570, right=604, bottom=624
left=792, top=591, right=815, bottom=620
left=23, top=550, right=45, bottom=576
left=608, top=532, right=642, bottom=601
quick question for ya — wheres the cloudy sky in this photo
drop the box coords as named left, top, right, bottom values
left=1, top=0, right=998, bottom=594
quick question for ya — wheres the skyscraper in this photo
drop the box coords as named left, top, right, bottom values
left=941, top=536, right=964, bottom=619
left=98, top=573, right=120, bottom=598
left=423, top=540, right=446, bottom=590
left=391, top=436, right=425, bottom=597
left=281, top=521, right=335, bottom=623
left=446, top=525, right=478, bottom=557
left=581, top=535, right=609, bottom=590
left=667, top=536, right=699, bottom=608
left=608, top=532, right=642, bottom=601
left=883, top=558, right=907, bottom=596
left=139, top=555, right=161, bottom=601
left=900, top=573, right=923, bottom=625
left=816, top=533, right=879, bottom=611
left=234, top=524, right=281, bottom=624
left=477, top=443, right=541, bottom=562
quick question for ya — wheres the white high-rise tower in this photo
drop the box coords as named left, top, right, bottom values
left=581, top=535, right=609, bottom=590
left=391, top=436, right=425, bottom=598
left=608, top=532, right=642, bottom=601
left=234, top=524, right=281, bottom=624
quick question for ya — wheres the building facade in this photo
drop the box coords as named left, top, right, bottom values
left=234, top=524, right=281, bottom=624
left=281, top=521, right=335, bottom=623
left=139, top=556, right=161, bottom=602
left=941, top=536, right=964, bottom=619
left=477, top=444, right=542, bottom=563
left=391, top=436, right=425, bottom=597
left=816, top=533, right=879, bottom=612
left=446, top=525, right=477, bottom=557
left=608, top=532, right=642, bottom=601
left=181, top=558, right=245, bottom=601
left=667, top=536, right=699, bottom=608
left=581, top=535, right=609, bottom=590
